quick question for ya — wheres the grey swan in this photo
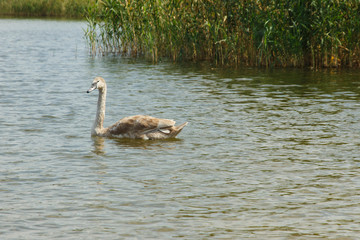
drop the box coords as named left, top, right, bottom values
left=87, top=77, right=188, bottom=140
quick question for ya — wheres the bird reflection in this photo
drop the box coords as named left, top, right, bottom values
left=91, top=136, right=182, bottom=155
left=91, top=136, right=106, bottom=155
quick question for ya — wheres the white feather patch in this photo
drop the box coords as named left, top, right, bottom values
left=157, top=119, right=175, bottom=128
left=159, top=129, right=171, bottom=134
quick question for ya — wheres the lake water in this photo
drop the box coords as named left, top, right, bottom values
left=1, top=19, right=360, bottom=239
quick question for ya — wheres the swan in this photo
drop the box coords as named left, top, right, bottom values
left=87, top=77, right=188, bottom=140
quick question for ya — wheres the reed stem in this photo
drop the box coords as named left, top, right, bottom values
left=81, top=0, right=359, bottom=68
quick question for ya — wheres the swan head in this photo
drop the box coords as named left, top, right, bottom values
left=87, top=77, right=106, bottom=93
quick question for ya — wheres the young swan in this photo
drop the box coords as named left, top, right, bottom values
left=87, top=77, right=188, bottom=140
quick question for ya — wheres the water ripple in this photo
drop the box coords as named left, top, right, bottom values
left=1, top=19, right=360, bottom=239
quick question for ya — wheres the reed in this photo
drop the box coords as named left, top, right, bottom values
left=85, top=0, right=360, bottom=68
left=0, top=0, right=94, bottom=18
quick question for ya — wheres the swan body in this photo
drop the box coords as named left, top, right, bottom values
left=87, top=77, right=188, bottom=140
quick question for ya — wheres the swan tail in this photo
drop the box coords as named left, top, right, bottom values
left=169, top=122, right=188, bottom=138
left=144, top=121, right=188, bottom=140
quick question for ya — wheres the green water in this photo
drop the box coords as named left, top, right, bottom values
left=1, top=19, right=360, bottom=239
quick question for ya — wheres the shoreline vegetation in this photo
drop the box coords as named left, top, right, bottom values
left=1, top=0, right=359, bottom=68
left=85, top=0, right=360, bottom=68
left=0, top=0, right=93, bottom=18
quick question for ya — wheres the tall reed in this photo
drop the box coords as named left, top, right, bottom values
left=85, top=0, right=360, bottom=68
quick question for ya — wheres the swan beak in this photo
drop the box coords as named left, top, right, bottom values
left=87, top=84, right=97, bottom=93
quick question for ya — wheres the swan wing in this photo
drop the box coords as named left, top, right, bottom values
left=108, top=115, right=175, bottom=138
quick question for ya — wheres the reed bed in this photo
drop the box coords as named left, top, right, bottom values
left=84, top=0, right=360, bottom=68
left=0, top=0, right=93, bottom=18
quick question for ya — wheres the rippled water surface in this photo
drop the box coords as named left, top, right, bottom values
left=1, top=19, right=360, bottom=239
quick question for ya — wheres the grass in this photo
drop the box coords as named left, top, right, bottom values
left=2, top=0, right=358, bottom=68
left=85, top=0, right=360, bottom=68
left=0, top=0, right=94, bottom=18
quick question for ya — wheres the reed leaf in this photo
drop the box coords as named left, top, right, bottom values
left=85, top=0, right=360, bottom=68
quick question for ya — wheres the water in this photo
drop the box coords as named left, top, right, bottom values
left=1, top=19, right=360, bottom=239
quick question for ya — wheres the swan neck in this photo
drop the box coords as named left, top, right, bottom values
left=93, top=87, right=106, bottom=135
